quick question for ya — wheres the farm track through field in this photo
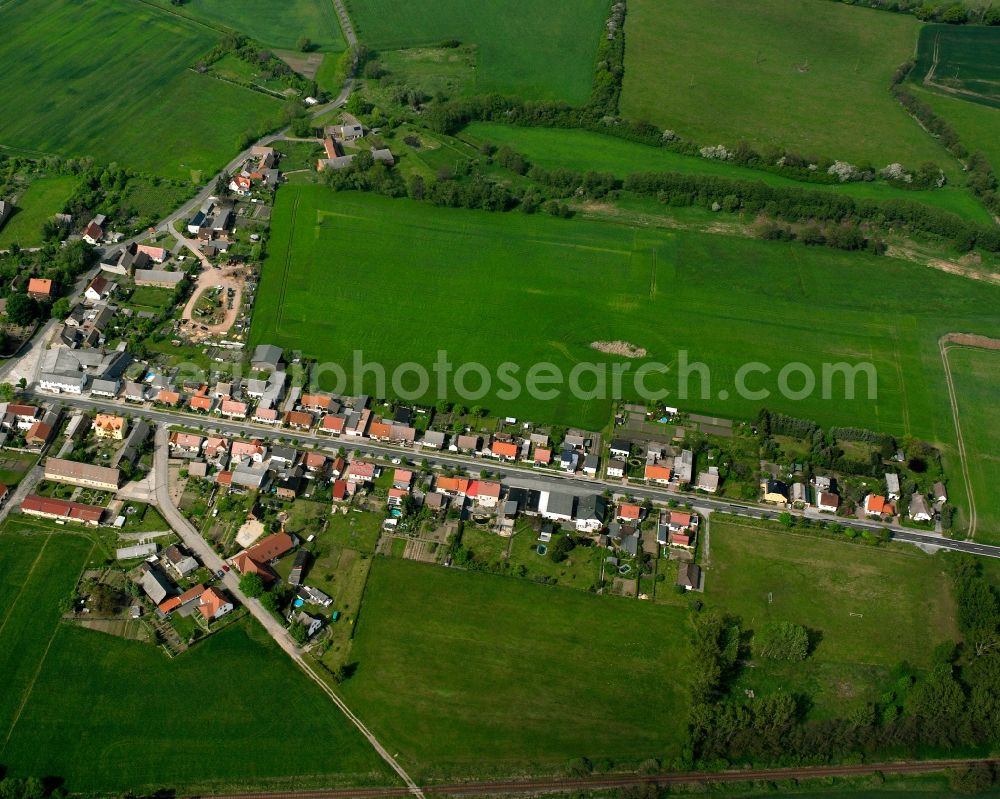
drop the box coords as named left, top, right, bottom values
left=937, top=333, right=1000, bottom=539
left=191, top=758, right=1000, bottom=799
left=921, top=31, right=1000, bottom=108
left=0, top=541, right=95, bottom=751
left=274, top=192, right=302, bottom=331
left=0, top=533, right=51, bottom=640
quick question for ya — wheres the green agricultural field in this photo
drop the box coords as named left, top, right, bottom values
left=460, top=123, right=993, bottom=224
left=914, top=24, right=1000, bottom=108
left=251, top=186, right=1000, bottom=438
left=344, top=0, right=609, bottom=102
left=148, top=0, right=347, bottom=52
left=341, top=558, right=691, bottom=779
left=0, top=0, right=282, bottom=181
left=705, top=520, right=958, bottom=717
left=0, top=175, right=78, bottom=249
left=0, top=523, right=394, bottom=793
left=911, top=85, right=1000, bottom=171
left=945, top=347, right=1000, bottom=543
left=621, top=0, right=953, bottom=172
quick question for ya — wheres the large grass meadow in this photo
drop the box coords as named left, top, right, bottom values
left=946, top=347, right=1000, bottom=543
left=341, top=558, right=691, bottom=780
left=621, top=0, right=952, bottom=171
left=0, top=0, right=282, bottom=180
left=251, top=187, right=1000, bottom=438
left=148, top=0, right=347, bottom=52
left=343, top=0, right=609, bottom=103
left=459, top=123, right=992, bottom=224
left=705, top=521, right=958, bottom=718
left=0, top=522, right=393, bottom=794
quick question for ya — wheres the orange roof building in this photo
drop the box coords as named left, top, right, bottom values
left=26, top=278, right=53, bottom=299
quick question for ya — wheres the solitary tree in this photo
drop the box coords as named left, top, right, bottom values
left=239, top=572, right=265, bottom=598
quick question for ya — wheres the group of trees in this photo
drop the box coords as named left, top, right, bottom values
left=840, top=0, right=1000, bottom=25
left=201, top=34, right=316, bottom=97
left=685, top=557, right=1000, bottom=772
left=0, top=776, right=59, bottom=799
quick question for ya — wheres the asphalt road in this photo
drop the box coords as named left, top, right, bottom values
left=32, top=390, right=1000, bottom=560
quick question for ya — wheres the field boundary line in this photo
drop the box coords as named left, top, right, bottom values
left=273, top=192, right=302, bottom=331
left=0, top=541, right=97, bottom=753
left=125, top=0, right=231, bottom=35
left=937, top=334, right=998, bottom=539
left=0, top=532, right=52, bottom=639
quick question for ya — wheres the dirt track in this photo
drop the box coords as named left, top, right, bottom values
left=937, top=333, right=1000, bottom=540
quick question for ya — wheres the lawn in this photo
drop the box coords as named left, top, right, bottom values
left=460, top=122, right=993, bottom=225
left=944, top=346, right=1000, bottom=543
left=0, top=175, right=78, bottom=249
left=0, top=0, right=282, bottom=181
left=128, top=285, right=177, bottom=309
left=621, top=0, right=954, bottom=172
left=251, top=186, right=1000, bottom=440
left=340, top=558, right=691, bottom=780
left=150, top=0, right=347, bottom=52
left=913, top=23, right=1000, bottom=108
left=0, top=522, right=394, bottom=794
left=344, top=0, right=610, bottom=103
left=704, top=520, right=958, bottom=718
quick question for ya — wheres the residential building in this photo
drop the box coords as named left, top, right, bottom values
left=575, top=494, right=607, bottom=533
left=761, top=479, right=789, bottom=504
left=909, top=493, right=933, bottom=522
left=198, top=587, right=234, bottom=621
left=816, top=492, right=840, bottom=513
left=27, top=277, right=54, bottom=300
left=421, top=430, right=446, bottom=449
left=539, top=491, right=575, bottom=523
left=864, top=494, right=894, bottom=518
left=44, top=458, right=121, bottom=491
left=644, top=463, right=672, bottom=484
left=677, top=562, right=701, bottom=591
left=164, top=544, right=199, bottom=577
left=607, top=459, right=625, bottom=478
left=93, top=413, right=127, bottom=440
left=673, top=449, right=694, bottom=484
left=609, top=439, right=631, bottom=459
left=20, top=495, right=104, bottom=525
left=696, top=470, right=720, bottom=493
left=885, top=473, right=901, bottom=500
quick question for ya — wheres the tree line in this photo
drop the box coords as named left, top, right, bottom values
left=827, top=0, right=1000, bottom=26
left=685, top=556, right=1000, bottom=777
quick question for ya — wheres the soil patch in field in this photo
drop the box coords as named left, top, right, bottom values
left=590, top=340, right=647, bottom=358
